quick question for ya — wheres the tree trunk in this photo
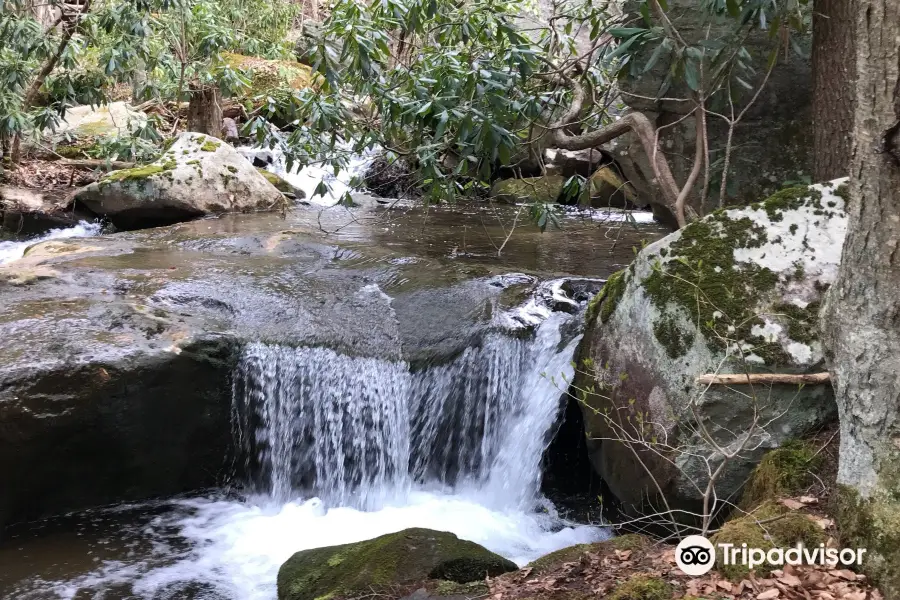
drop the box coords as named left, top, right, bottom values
left=823, top=1, right=900, bottom=596
left=186, top=84, right=223, bottom=138
left=812, top=0, right=856, bottom=181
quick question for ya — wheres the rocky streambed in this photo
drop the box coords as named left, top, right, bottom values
left=0, top=200, right=666, bottom=599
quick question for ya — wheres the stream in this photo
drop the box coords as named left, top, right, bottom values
left=0, top=171, right=669, bottom=599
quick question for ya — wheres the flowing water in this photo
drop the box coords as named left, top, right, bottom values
left=0, top=221, right=101, bottom=265
left=0, top=311, right=608, bottom=600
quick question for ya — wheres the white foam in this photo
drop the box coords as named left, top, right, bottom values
left=0, top=221, right=101, bottom=266
left=126, top=491, right=606, bottom=600
left=238, top=144, right=378, bottom=207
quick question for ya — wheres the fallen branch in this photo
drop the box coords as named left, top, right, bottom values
left=695, top=373, right=831, bottom=385
left=55, top=158, right=135, bottom=170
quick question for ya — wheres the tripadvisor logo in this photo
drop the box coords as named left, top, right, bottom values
left=675, top=535, right=867, bottom=576
left=676, top=536, right=716, bottom=576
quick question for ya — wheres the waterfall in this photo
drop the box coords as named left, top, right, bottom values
left=233, top=313, right=580, bottom=513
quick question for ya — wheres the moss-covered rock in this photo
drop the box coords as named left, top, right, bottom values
left=491, top=176, right=565, bottom=204
left=581, top=166, right=638, bottom=209
left=741, top=440, right=822, bottom=509
left=525, top=534, right=650, bottom=576
left=222, top=52, right=313, bottom=96
left=73, top=132, right=285, bottom=230
left=608, top=575, right=672, bottom=600
left=833, top=483, right=900, bottom=598
left=257, top=168, right=305, bottom=198
left=574, top=180, right=845, bottom=518
left=277, top=528, right=517, bottom=600
left=711, top=501, right=825, bottom=580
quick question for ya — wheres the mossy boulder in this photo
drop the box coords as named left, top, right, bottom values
left=222, top=52, right=313, bottom=96
left=711, top=501, right=825, bottom=580
left=72, top=132, right=285, bottom=230
left=575, top=180, right=845, bottom=516
left=580, top=166, right=639, bottom=209
left=491, top=175, right=565, bottom=204
left=276, top=528, right=517, bottom=600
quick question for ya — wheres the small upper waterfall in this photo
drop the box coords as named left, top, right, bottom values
left=233, top=312, right=581, bottom=513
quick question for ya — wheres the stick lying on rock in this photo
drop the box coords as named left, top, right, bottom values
left=695, top=373, right=831, bottom=385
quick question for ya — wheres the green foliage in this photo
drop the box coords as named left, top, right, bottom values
left=0, top=0, right=294, bottom=150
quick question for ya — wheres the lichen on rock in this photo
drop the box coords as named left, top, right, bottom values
left=72, top=132, right=285, bottom=230
left=574, top=179, right=846, bottom=517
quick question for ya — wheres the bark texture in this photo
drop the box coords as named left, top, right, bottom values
left=186, top=85, right=223, bottom=138
left=824, top=1, right=900, bottom=596
left=812, top=0, right=856, bottom=181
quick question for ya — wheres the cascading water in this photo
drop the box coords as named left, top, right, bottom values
left=233, top=314, right=580, bottom=514
left=5, top=294, right=606, bottom=600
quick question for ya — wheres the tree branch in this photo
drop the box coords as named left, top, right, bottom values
left=695, top=373, right=831, bottom=385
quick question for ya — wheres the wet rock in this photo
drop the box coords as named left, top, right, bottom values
left=576, top=179, right=846, bottom=516
left=363, top=153, right=421, bottom=198
left=579, top=166, right=639, bottom=209
left=491, top=175, right=565, bottom=204
left=277, top=528, right=517, bottom=600
left=0, top=213, right=542, bottom=527
left=256, top=168, right=306, bottom=199
left=1, top=185, right=84, bottom=235
left=545, top=148, right=608, bottom=178
left=72, top=132, right=285, bottom=230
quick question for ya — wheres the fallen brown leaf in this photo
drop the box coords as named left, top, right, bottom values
left=758, top=588, right=780, bottom=599
left=780, top=498, right=806, bottom=510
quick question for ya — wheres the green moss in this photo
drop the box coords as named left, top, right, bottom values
left=608, top=575, right=672, bottom=600
left=101, top=160, right=176, bottom=183
left=199, top=139, right=221, bottom=152
left=773, top=301, right=820, bottom=345
left=586, top=269, right=629, bottom=325
left=222, top=52, right=314, bottom=95
left=642, top=212, right=781, bottom=363
left=835, top=183, right=850, bottom=203
left=277, top=528, right=516, bottom=600
left=755, top=186, right=823, bottom=222
left=831, top=443, right=900, bottom=598
left=256, top=169, right=297, bottom=195
left=711, top=501, right=825, bottom=580
left=653, top=313, right=695, bottom=359
left=741, top=440, right=822, bottom=509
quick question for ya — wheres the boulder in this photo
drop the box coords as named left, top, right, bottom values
left=0, top=214, right=546, bottom=528
left=580, top=166, right=639, bottom=209
left=53, top=101, right=147, bottom=140
left=576, top=179, right=846, bottom=515
left=256, top=167, right=306, bottom=199
left=277, top=528, right=517, bottom=600
left=72, top=133, right=285, bottom=229
left=545, top=148, right=608, bottom=178
left=491, top=175, right=565, bottom=204
left=222, top=52, right=313, bottom=96
left=363, top=153, right=421, bottom=198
